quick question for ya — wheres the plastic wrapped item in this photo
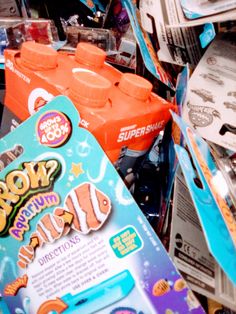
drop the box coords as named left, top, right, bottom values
left=169, top=168, right=236, bottom=310
left=106, top=25, right=136, bottom=69
left=132, top=143, right=163, bottom=229
left=0, top=0, right=21, bottom=17
left=106, top=0, right=130, bottom=33
left=24, top=19, right=59, bottom=44
left=122, top=0, right=175, bottom=90
left=39, top=0, right=110, bottom=40
left=63, top=25, right=116, bottom=53
left=0, top=18, right=59, bottom=58
left=172, top=111, right=236, bottom=286
left=0, top=19, right=24, bottom=56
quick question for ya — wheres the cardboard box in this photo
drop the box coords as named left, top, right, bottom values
left=183, top=33, right=236, bottom=151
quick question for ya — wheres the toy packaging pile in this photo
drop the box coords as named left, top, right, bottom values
left=0, top=1, right=235, bottom=313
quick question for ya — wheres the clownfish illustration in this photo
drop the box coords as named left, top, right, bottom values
left=36, top=213, right=65, bottom=243
left=174, top=278, right=187, bottom=292
left=152, top=279, right=170, bottom=297
left=30, top=232, right=43, bottom=247
left=17, top=211, right=73, bottom=269
left=64, top=182, right=111, bottom=234
left=17, top=245, right=35, bottom=269
left=53, top=207, right=72, bottom=236
left=17, top=183, right=111, bottom=269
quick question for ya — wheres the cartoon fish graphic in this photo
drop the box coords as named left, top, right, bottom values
left=152, top=279, right=170, bottom=297
left=17, top=211, right=72, bottom=268
left=30, top=232, right=43, bottom=247
left=64, top=182, right=111, bottom=233
left=53, top=207, right=72, bottom=236
left=17, top=183, right=111, bottom=268
left=17, top=245, right=35, bottom=269
left=173, top=278, right=187, bottom=292
left=36, top=213, right=65, bottom=243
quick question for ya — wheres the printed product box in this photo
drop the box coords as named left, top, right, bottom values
left=173, top=0, right=236, bottom=27
left=140, top=0, right=236, bottom=28
left=0, top=96, right=205, bottom=314
left=171, top=111, right=236, bottom=288
left=179, top=0, right=236, bottom=20
left=169, top=168, right=236, bottom=311
left=182, top=33, right=236, bottom=152
left=138, top=0, right=205, bottom=67
left=0, top=96, right=204, bottom=314
left=121, top=0, right=175, bottom=90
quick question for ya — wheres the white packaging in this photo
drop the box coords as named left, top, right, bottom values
left=169, top=169, right=236, bottom=310
left=182, top=33, right=236, bottom=151
left=139, top=0, right=203, bottom=66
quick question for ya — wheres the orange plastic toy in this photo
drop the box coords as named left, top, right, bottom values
left=68, top=42, right=122, bottom=84
left=66, top=71, right=175, bottom=176
left=4, top=42, right=175, bottom=175
left=4, top=41, right=122, bottom=120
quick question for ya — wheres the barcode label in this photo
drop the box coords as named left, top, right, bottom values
left=219, top=268, right=236, bottom=301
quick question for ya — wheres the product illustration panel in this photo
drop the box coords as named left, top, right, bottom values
left=0, top=96, right=205, bottom=314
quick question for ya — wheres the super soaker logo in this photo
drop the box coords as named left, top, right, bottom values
left=0, top=159, right=61, bottom=241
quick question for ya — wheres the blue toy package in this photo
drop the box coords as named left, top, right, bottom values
left=180, top=0, right=236, bottom=20
left=0, top=96, right=205, bottom=314
left=121, top=0, right=175, bottom=91
left=171, top=111, right=236, bottom=286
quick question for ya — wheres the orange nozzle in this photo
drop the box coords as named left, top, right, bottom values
left=119, top=73, right=153, bottom=101
left=68, top=71, right=111, bottom=108
left=75, top=43, right=106, bottom=68
left=20, top=41, right=58, bottom=70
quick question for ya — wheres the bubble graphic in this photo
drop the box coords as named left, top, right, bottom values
left=76, top=137, right=91, bottom=157
left=66, top=148, right=73, bottom=157
left=15, top=309, right=24, bottom=314
left=0, top=256, right=17, bottom=280
left=168, top=281, right=174, bottom=287
left=143, top=268, right=151, bottom=278
left=143, top=261, right=150, bottom=267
